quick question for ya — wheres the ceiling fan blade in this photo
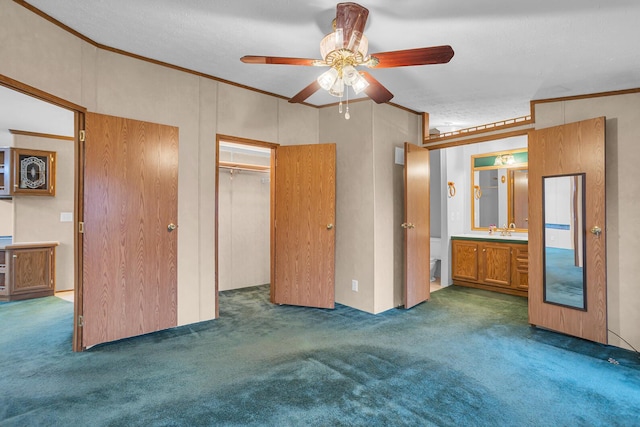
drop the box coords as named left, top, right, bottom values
left=335, top=2, right=369, bottom=50
left=241, top=56, right=319, bottom=66
left=288, top=80, right=321, bottom=104
left=360, top=72, right=394, bottom=104
left=369, top=45, right=454, bottom=68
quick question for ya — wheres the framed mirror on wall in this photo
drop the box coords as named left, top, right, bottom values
left=471, top=149, right=527, bottom=231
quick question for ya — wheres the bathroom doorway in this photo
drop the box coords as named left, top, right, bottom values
left=430, top=134, right=529, bottom=293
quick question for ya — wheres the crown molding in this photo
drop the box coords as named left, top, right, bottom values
left=14, top=0, right=421, bottom=115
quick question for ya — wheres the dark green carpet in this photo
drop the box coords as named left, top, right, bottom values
left=1, top=285, right=639, bottom=426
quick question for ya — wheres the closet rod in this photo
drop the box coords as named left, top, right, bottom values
left=219, top=161, right=270, bottom=173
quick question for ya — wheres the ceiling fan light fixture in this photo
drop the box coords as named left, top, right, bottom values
left=320, top=29, right=345, bottom=60
left=317, top=67, right=339, bottom=90
left=335, top=28, right=344, bottom=51
left=347, top=30, right=369, bottom=57
left=329, top=77, right=344, bottom=97
left=342, top=65, right=359, bottom=85
left=356, top=35, right=368, bottom=58
left=351, top=74, right=369, bottom=94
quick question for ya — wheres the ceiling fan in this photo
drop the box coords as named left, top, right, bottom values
left=241, top=2, right=454, bottom=118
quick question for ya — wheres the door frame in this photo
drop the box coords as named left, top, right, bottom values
left=0, top=73, right=86, bottom=352
left=214, top=134, right=278, bottom=317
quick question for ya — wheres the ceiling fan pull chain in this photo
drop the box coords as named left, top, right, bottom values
left=345, top=88, right=350, bottom=120
left=339, top=99, right=343, bottom=114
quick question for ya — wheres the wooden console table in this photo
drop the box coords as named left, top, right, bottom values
left=0, top=242, right=58, bottom=301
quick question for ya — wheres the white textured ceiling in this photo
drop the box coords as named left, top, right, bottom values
left=19, top=0, right=640, bottom=130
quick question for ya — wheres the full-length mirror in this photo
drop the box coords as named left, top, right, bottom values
left=543, top=174, right=586, bottom=310
left=471, top=149, right=528, bottom=231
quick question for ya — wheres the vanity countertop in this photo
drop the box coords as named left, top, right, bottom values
left=451, top=233, right=528, bottom=244
left=3, top=241, right=59, bottom=250
left=0, top=236, right=12, bottom=250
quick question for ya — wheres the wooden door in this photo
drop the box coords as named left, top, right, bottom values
left=81, top=113, right=179, bottom=348
left=273, top=143, right=335, bottom=308
left=404, top=142, right=430, bottom=309
left=511, top=169, right=529, bottom=227
left=528, top=117, right=607, bottom=344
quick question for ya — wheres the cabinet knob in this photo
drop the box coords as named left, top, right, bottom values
left=482, top=248, right=486, bottom=252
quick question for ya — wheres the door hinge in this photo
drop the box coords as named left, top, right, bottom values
left=78, top=315, right=84, bottom=327
left=79, top=130, right=86, bottom=142
left=78, top=222, right=84, bottom=233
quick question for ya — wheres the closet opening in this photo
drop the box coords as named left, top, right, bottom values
left=215, top=136, right=277, bottom=315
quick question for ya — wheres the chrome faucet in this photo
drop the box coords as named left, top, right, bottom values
left=499, top=223, right=514, bottom=236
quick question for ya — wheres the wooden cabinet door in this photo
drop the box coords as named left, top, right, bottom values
left=512, top=245, right=529, bottom=290
left=10, top=247, right=53, bottom=297
left=452, top=240, right=479, bottom=282
left=480, top=243, right=511, bottom=287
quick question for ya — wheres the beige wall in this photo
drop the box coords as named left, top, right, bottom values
left=0, top=198, right=13, bottom=236
left=12, top=135, right=75, bottom=291
left=372, top=104, right=422, bottom=312
left=534, top=92, right=640, bottom=351
left=320, top=101, right=421, bottom=314
left=0, top=0, right=319, bottom=326
left=320, top=101, right=375, bottom=312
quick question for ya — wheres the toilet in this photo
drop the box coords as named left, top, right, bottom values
left=430, top=237, right=441, bottom=282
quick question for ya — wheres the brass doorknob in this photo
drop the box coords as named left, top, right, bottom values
left=327, top=224, right=334, bottom=230
left=168, top=223, right=177, bottom=232
left=590, top=225, right=602, bottom=236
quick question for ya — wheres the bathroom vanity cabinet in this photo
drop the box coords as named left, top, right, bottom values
left=451, top=237, right=528, bottom=297
left=0, top=242, right=58, bottom=301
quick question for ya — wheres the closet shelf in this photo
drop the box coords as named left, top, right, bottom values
left=219, top=161, right=270, bottom=173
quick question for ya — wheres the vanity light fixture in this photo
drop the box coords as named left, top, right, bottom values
left=494, top=153, right=516, bottom=166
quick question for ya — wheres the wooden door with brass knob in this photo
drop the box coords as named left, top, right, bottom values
left=404, top=142, right=430, bottom=309
left=273, top=143, right=336, bottom=309
left=528, top=117, right=607, bottom=344
left=81, top=113, right=178, bottom=349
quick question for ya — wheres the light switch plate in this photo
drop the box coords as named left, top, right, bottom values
left=395, top=147, right=404, bottom=165
left=60, top=212, right=73, bottom=222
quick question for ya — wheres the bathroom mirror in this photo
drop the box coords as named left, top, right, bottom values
left=471, top=149, right=528, bottom=231
left=542, top=174, right=586, bottom=310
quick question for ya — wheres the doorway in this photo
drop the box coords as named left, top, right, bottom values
left=431, top=134, right=528, bottom=293
left=0, top=75, right=80, bottom=348
left=215, top=136, right=276, bottom=314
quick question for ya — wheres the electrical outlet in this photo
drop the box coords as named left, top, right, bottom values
left=352, top=279, right=358, bottom=292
